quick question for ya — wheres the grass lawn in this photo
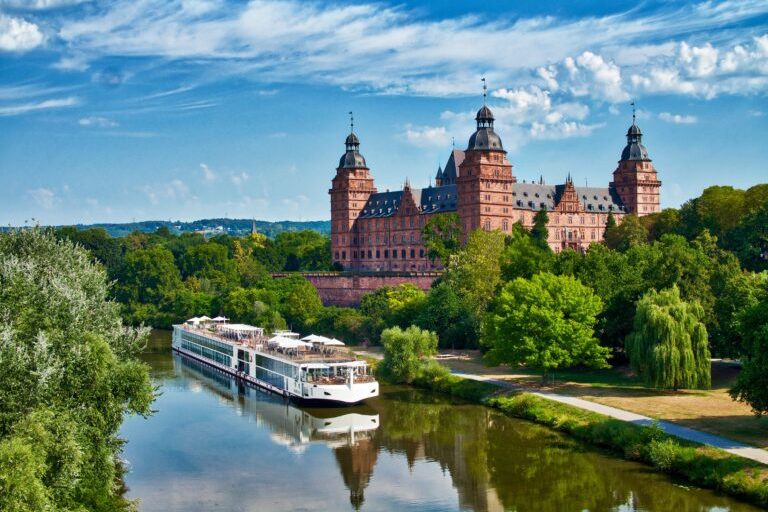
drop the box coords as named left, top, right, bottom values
left=439, top=351, right=768, bottom=450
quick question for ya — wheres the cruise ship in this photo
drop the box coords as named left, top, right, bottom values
left=171, top=316, right=379, bottom=405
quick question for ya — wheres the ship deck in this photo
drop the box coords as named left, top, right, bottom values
left=178, top=325, right=373, bottom=371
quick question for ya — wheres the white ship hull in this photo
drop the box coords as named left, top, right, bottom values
left=172, top=325, right=378, bottom=406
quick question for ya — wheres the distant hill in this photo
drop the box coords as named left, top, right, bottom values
left=60, top=218, right=330, bottom=238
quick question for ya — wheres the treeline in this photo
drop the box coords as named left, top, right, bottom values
left=54, top=227, right=338, bottom=331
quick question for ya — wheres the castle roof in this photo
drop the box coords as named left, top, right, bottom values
left=338, top=130, right=367, bottom=169
left=620, top=122, right=651, bottom=161
left=441, top=149, right=464, bottom=184
left=357, top=184, right=458, bottom=218
left=511, top=182, right=626, bottom=213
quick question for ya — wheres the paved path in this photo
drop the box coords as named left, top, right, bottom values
left=454, top=371, right=768, bottom=466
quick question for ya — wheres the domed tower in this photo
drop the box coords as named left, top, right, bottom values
left=610, top=108, right=661, bottom=215
left=329, top=114, right=377, bottom=269
left=456, top=80, right=515, bottom=237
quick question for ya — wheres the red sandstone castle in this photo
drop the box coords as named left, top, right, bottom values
left=330, top=101, right=661, bottom=271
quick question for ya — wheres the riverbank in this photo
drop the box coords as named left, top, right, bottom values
left=409, top=370, right=768, bottom=508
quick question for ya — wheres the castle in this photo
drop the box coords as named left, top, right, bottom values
left=329, top=99, right=661, bottom=272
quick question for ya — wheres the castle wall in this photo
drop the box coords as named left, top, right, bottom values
left=274, top=272, right=441, bottom=307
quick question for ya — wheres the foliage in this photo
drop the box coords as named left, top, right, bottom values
left=531, top=208, right=549, bottom=248
left=416, top=282, right=478, bottom=349
left=626, top=286, right=710, bottom=390
left=421, top=212, right=462, bottom=264
left=500, top=223, right=554, bottom=280
left=724, top=200, right=768, bottom=272
left=605, top=214, right=648, bottom=251
left=379, top=325, right=438, bottom=384
left=483, top=272, right=609, bottom=377
left=359, top=284, right=427, bottom=341
left=729, top=282, right=768, bottom=415
left=444, top=229, right=506, bottom=316
left=640, top=208, right=682, bottom=241
left=0, top=229, right=154, bottom=511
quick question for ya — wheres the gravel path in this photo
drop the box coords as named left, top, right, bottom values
left=455, top=372, right=768, bottom=466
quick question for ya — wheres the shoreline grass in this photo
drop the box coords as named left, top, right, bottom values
left=410, top=371, right=768, bottom=508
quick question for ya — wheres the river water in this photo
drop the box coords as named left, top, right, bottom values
left=120, top=330, right=761, bottom=512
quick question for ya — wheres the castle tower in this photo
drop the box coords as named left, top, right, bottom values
left=610, top=110, right=661, bottom=215
left=456, top=83, right=515, bottom=237
left=329, top=116, right=376, bottom=269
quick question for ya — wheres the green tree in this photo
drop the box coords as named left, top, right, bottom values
left=444, top=229, right=506, bottom=316
left=379, top=325, right=439, bottom=384
left=531, top=207, right=550, bottom=248
left=482, top=272, right=608, bottom=381
left=417, top=281, right=479, bottom=349
left=679, top=185, right=746, bottom=239
left=604, top=214, right=648, bottom=251
left=729, top=282, right=768, bottom=415
left=625, top=286, right=710, bottom=390
left=640, top=208, right=682, bottom=242
left=421, top=212, right=462, bottom=265
left=0, top=229, right=153, bottom=511
left=724, top=200, right=768, bottom=272
left=501, top=223, right=554, bottom=280
left=115, top=245, right=182, bottom=326
left=359, top=284, right=427, bottom=341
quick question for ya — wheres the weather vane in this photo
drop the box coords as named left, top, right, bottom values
left=630, top=100, right=636, bottom=123
left=349, top=111, right=354, bottom=132
left=481, top=77, right=487, bottom=105
left=451, top=136, right=455, bottom=149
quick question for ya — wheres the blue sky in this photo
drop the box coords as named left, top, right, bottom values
left=1, top=0, right=767, bottom=225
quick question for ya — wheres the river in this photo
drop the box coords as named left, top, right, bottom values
left=120, top=330, right=761, bottom=512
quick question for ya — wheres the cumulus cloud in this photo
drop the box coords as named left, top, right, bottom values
left=78, top=115, right=118, bottom=127
left=631, top=35, right=768, bottom=98
left=402, top=124, right=451, bottom=148
left=200, top=163, right=217, bottom=182
left=28, top=188, right=56, bottom=209
left=0, top=14, right=44, bottom=51
left=659, top=112, right=698, bottom=124
left=0, top=96, right=79, bottom=116
left=548, top=51, right=629, bottom=103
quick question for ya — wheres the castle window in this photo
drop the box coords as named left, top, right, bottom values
left=419, top=249, right=424, bottom=257
left=376, top=250, right=380, bottom=259
left=368, top=250, right=372, bottom=258
left=411, top=233, right=415, bottom=242
left=342, top=251, right=346, bottom=259
left=591, top=216, right=596, bottom=224
left=334, top=252, right=339, bottom=260
left=353, top=251, right=358, bottom=258
left=411, top=249, right=415, bottom=258
left=502, top=220, right=509, bottom=231
left=401, top=249, right=406, bottom=258
left=384, top=250, right=389, bottom=258
left=484, top=220, right=491, bottom=231
left=360, top=251, right=364, bottom=259
left=591, top=230, right=596, bottom=240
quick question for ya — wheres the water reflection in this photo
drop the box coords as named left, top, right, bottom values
left=121, top=331, right=760, bottom=512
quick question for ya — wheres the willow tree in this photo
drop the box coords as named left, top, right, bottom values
left=625, top=286, right=710, bottom=390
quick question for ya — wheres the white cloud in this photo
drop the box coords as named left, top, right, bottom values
left=52, top=0, right=768, bottom=97
left=28, top=188, right=56, bottom=209
left=139, top=179, right=189, bottom=205
left=0, top=14, right=44, bottom=52
left=52, top=53, right=90, bottom=71
left=200, top=163, right=216, bottom=182
left=402, top=124, right=451, bottom=148
left=78, top=115, right=118, bottom=127
left=1, top=0, right=90, bottom=8
left=659, top=112, right=698, bottom=124
left=0, top=96, right=79, bottom=116
left=230, top=172, right=248, bottom=186
left=631, top=35, right=768, bottom=98
left=550, top=51, right=629, bottom=103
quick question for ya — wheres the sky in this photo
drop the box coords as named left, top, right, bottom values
left=1, top=0, right=767, bottom=226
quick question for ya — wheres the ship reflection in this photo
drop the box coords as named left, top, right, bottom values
left=174, top=353, right=379, bottom=509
